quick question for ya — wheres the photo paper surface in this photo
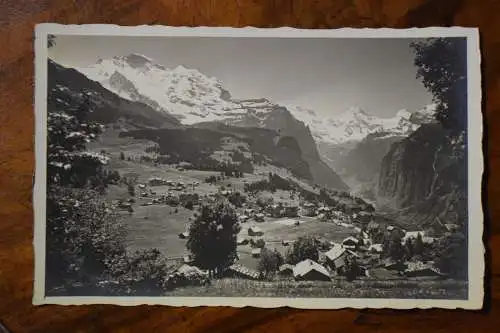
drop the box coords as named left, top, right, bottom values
left=33, top=24, right=483, bottom=309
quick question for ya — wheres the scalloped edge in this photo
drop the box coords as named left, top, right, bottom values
left=32, top=24, right=484, bottom=310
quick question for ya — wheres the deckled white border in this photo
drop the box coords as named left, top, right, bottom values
left=33, top=24, right=484, bottom=309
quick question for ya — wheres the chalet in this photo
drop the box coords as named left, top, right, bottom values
left=238, top=215, right=250, bottom=223
left=282, top=240, right=292, bottom=246
left=224, top=264, right=260, bottom=280
left=386, top=225, right=395, bottom=231
left=244, top=208, right=255, bottom=216
left=301, top=202, right=317, bottom=217
left=368, top=244, right=383, bottom=253
left=404, top=261, right=444, bottom=278
left=251, top=248, right=262, bottom=258
left=173, top=264, right=208, bottom=280
left=178, top=231, right=189, bottom=239
left=293, top=259, right=331, bottom=281
left=324, top=244, right=347, bottom=273
left=317, top=206, right=331, bottom=214
left=342, top=236, right=360, bottom=250
left=402, top=231, right=424, bottom=242
left=237, top=237, right=249, bottom=245
left=248, top=226, right=264, bottom=236
left=148, top=177, right=166, bottom=186
left=254, top=213, right=265, bottom=222
left=278, top=264, right=294, bottom=277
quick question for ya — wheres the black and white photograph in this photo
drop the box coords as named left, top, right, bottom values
left=33, top=24, right=483, bottom=309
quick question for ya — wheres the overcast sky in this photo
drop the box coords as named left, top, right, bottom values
left=49, top=35, right=433, bottom=118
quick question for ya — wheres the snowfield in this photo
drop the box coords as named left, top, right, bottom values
left=78, top=53, right=436, bottom=145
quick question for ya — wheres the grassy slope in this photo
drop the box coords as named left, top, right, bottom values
left=164, top=278, right=467, bottom=299
left=88, top=128, right=467, bottom=300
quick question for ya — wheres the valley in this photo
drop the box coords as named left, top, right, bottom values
left=44, top=48, right=469, bottom=300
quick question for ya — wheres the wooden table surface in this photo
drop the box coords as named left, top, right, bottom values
left=0, top=0, right=499, bottom=332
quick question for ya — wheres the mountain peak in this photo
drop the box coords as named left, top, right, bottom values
left=396, top=109, right=412, bottom=120
left=119, top=53, right=153, bottom=62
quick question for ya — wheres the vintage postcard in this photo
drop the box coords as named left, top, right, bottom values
left=33, top=24, right=483, bottom=309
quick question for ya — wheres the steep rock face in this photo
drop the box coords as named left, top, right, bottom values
left=378, top=123, right=446, bottom=207
left=260, top=106, right=348, bottom=190
left=214, top=103, right=349, bottom=190
left=339, top=132, right=406, bottom=183
left=377, top=122, right=467, bottom=228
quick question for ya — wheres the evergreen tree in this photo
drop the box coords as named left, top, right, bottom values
left=414, top=233, right=425, bottom=257
left=258, top=248, right=284, bottom=280
left=411, top=38, right=467, bottom=135
left=187, top=199, right=241, bottom=276
left=285, top=236, right=319, bottom=264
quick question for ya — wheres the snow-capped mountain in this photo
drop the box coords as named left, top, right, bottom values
left=287, top=104, right=437, bottom=145
left=79, top=53, right=247, bottom=125
left=76, top=54, right=349, bottom=190
left=79, top=53, right=435, bottom=147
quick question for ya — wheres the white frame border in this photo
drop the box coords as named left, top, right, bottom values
left=33, top=24, right=484, bottom=309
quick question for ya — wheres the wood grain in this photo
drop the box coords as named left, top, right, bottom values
left=0, top=0, right=498, bottom=332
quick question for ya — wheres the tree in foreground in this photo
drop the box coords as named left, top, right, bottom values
left=411, top=37, right=467, bottom=135
left=258, top=248, right=284, bottom=280
left=187, top=199, right=241, bottom=276
left=46, top=186, right=126, bottom=289
left=285, top=236, right=319, bottom=265
left=435, top=232, right=467, bottom=279
left=344, top=255, right=360, bottom=282
left=382, top=232, right=405, bottom=262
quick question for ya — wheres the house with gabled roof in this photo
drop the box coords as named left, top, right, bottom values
left=293, top=259, right=331, bottom=281
left=342, top=236, right=360, bottom=250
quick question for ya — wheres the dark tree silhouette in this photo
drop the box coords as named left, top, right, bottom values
left=411, top=38, right=467, bottom=135
left=285, top=236, right=319, bottom=265
left=258, top=248, right=284, bottom=280
left=187, top=199, right=241, bottom=276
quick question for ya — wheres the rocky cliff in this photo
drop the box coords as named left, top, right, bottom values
left=377, top=122, right=467, bottom=229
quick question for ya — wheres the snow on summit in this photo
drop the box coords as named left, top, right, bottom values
left=287, top=104, right=437, bottom=145
left=79, top=54, right=244, bottom=124
left=77, top=53, right=436, bottom=145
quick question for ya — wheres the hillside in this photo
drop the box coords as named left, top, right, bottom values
left=338, top=132, right=406, bottom=183
left=377, top=123, right=467, bottom=229
left=75, top=55, right=348, bottom=191
left=223, top=104, right=348, bottom=190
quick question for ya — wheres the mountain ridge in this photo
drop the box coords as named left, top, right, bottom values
left=76, top=54, right=349, bottom=191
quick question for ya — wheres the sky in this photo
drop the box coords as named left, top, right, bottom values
left=49, top=35, right=434, bottom=118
